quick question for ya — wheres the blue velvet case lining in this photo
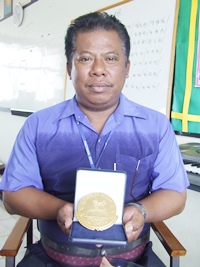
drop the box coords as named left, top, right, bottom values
left=69, top=221, right=128, bottom=245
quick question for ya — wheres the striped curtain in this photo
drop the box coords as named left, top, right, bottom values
left=171, top=0, right=200, bottom=134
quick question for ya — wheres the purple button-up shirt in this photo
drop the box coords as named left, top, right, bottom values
left=0, top=94, right=189, bottom=244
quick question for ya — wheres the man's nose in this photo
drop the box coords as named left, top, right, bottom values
left=90, top=58, right=107, bottom=76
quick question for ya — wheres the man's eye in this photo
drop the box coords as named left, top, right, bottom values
left=78, top=57, right=91, bottom=62
left=107, top=57, right=117, bottom=62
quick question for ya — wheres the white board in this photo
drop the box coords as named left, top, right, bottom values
left=0, top=0, right=178, bottom=115
left=0, top=1, right=68, bottom=112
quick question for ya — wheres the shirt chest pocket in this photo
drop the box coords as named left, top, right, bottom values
left=116, top=153, right=155, bottom=201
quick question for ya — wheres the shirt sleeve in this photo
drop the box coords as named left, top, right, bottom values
left=0, top=115, right=44, bottom=191
left=151, top=116, right=189, bottom=192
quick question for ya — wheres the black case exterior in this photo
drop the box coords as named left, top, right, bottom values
left=69, top=168, right=128, bottom=245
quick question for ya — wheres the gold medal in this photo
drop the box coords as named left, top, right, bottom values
left=75, top=192, right=118, bottom=231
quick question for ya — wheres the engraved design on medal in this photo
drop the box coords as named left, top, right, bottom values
left=75, top=192, right=118, bottom=231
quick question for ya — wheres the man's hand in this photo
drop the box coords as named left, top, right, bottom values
left=57, top=202, right=74, bottom=235
left=123, top=205, right=145, bottom=242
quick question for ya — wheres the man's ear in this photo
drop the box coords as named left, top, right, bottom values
left=67, top=62, right=71, bottom=79
left=126, top=60, right=130, bottom=77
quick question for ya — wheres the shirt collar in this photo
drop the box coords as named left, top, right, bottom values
left=116, top=93, right=147, bottom=120
left=52, top=96, right=77, bottom=123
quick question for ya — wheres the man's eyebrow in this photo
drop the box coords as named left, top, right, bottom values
left=105, top=51, right=120, bottom=55
left=78, top=51, right=92, bottom=55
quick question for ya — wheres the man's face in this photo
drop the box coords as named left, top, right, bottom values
left=67, top=30, right=130, bottom=111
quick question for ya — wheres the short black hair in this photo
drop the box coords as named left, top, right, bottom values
left=65, top=12, right=130, bottom=67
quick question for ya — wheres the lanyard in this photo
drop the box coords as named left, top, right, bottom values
left=76, top=121, right=113, bottom=169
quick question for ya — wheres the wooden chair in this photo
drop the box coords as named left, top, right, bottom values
left=0, top=217, right=186, bottom=267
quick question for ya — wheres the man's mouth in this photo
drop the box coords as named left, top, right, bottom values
left=86, top=83, right=113, bottom=92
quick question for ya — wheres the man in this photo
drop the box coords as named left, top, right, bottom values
left=0, top=12, right=189, bottom=267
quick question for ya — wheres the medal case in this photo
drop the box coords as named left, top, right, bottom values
left=69, top=168, right=128, bottom=245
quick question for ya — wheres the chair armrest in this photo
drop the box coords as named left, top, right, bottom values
left=0, top=216, right=32, bottom=257
left=151, top=221, right=186, bottom=257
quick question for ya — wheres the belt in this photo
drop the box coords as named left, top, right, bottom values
left=42, top=242, right=147, bottom=267
left=41, top=231, right=149, bottom=257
